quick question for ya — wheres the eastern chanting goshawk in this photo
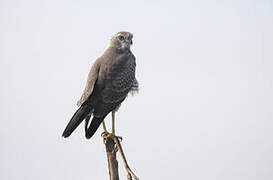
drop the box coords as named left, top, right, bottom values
left=62, top=31, right=138, bottom=139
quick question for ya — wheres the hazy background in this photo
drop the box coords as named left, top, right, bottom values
left=1, top=0, right=272, bottom=179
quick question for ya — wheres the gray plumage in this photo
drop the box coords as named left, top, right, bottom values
left=62, top=31, right=138, bottom=139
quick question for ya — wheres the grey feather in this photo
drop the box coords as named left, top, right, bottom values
left=77, top=59, right=101, bottom=107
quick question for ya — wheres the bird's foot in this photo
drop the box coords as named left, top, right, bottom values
left=101, top=131, right=123, bottom=144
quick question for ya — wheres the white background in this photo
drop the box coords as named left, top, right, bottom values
left=1, top=0, right=272, bottom=179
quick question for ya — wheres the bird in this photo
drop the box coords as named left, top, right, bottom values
left=62, top=31, right=138, bottom=139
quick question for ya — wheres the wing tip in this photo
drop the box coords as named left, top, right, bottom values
left=62, top=134, right=69, bottom=138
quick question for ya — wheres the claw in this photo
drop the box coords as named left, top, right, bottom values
left=101, top=131, right=109, bottom=144
left=101, top=132, right=123, bottom=143
left=101, top=131, right=108, bottom=137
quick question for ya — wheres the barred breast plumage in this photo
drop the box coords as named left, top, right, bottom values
left=102, top=53, right=137, bottom=104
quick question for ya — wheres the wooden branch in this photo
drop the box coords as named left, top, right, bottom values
left=112, top=137, right=139, bottom=180
left=103, top=134, right=139, bottom=180
left=104, top=137, right=119, bottom=180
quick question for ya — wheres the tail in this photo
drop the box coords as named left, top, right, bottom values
left=85, top=116, right=105, bottom=139
left=62, top=104, right=92, bottom=138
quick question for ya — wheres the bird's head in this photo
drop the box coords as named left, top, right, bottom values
left=110, top=31, right=133, bottom=51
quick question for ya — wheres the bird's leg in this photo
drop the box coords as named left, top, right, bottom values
left=111, top=111, right=115, bottom=134
left=111, top=111, right=122, bottom=140
left=101, top=121, right=109, bottom=144
left=102, top=121, right=107, bottom=132
left=101, top=111, right=122, bottom=145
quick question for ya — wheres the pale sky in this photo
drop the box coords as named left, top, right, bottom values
left=1, top=0, right=273, bottom=180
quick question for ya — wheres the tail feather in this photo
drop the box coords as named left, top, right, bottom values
left=85, top=116, right=105, bottom=139
left=62, top=104, right=92, bottom=138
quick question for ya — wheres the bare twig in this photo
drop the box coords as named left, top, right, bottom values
left=112, top=137, right=139, bottom=180
left=104, top=137, right=119, bottom=180
left=103, top=134, right=139, bottom=180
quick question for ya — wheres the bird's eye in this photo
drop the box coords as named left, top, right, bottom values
left=118, top=35, right=124, bottom=41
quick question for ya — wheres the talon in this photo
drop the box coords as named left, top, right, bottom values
left=101, top=131, right=110, bottom=138
left=101, top=131, right=123, bottom=144
left=110, top=134, right=123, bottom=142
left=101, top=131, right=109, bottom=144
left=113, top=135, right=122, bottom=141
left=101, top=132, right=107, bottom=137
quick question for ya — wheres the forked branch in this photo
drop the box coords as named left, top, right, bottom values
left=103, top=134, right=139, bottom=180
